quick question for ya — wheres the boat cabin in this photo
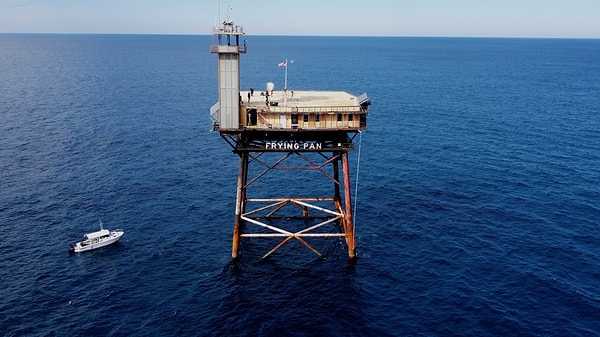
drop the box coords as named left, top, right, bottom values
left=84, top=229, right=110, bottom=244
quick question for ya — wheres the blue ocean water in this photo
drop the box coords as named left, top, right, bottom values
left=1, top=33, right=599, bottom=336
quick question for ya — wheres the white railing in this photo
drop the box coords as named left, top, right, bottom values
left=210, top=101, right=220, bottom=122
left=268, top=105, right=361, bottom=114
left=210, top=44, right=246, bottom=53
left=212, top=25, right=244, bottom=35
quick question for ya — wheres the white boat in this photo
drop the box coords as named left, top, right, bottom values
left=69, top=220, right=124, bottom=253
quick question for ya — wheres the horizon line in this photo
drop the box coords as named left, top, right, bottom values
left=1, top=32, right=599, bottom=40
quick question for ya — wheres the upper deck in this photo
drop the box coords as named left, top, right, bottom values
left=231, top=89, right=369, bottom=132
left=210, top=21, right=246, bottom=54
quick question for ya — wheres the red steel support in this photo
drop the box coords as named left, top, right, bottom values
left=333, top=154, right=342, bottom=213
left=229, top=147, right=358, bottom=259
left=342, top=151, right=356, bottom=259
left=232, top=152, right=248, bottom=259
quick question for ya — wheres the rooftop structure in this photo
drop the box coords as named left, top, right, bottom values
left=237, top=90, right=369, bottom=132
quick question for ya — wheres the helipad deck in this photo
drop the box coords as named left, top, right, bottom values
left=242, top=90, right=361, bottom=112
left=235, top=90, right=369, bottom=131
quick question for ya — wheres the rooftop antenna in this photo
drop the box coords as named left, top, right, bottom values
left=227, top=6, right=233, bottom=22
left=217, top=1, right=233, bottom=23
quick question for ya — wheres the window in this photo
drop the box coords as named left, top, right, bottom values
left=360, top=114, right=367, bottom=127
left=315, top=114, right=320, bottom=122
left=348, top=114, right=354, bottom=121
left=337, top=114, right=343, bottom=122
left=303, top=114, right=309, bottom=123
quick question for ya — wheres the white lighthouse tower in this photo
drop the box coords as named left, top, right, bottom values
left=210, top=19, right=246, bottom=130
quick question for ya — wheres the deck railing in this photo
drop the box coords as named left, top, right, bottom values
left=212, top=25, right=244, bottom=35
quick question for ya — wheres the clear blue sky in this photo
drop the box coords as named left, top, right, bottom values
left=1, top=0, right=599, bottom=38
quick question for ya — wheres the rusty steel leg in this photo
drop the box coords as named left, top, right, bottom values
left=333, top=153, right=342, bottom=213
left=232, top=152, right=248, bottom=259
left=342, top=151, right=356, bottom=259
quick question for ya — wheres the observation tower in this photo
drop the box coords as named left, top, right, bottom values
left=210, top=20, right=370, bottom=260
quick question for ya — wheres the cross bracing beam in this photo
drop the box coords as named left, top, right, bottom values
left=239, top=198, right=346, bottom=258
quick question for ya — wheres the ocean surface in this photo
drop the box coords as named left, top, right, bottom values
left=1, top=33, right=599, bottom=336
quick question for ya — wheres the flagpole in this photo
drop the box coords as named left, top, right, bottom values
left=284, top=59, right=288, bottom=91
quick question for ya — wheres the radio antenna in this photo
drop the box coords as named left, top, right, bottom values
left=218, top=0, right=221, bottom=24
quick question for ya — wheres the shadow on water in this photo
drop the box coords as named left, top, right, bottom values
left=204, top=244, right=374, bottom=337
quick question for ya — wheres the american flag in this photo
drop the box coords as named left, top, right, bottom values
left=278, top=61, right=287, bottom=67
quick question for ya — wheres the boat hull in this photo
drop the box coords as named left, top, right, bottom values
left=69, top=230, right=124, bottom=253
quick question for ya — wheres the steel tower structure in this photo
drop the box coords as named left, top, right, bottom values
left=210, top=20, right=370, bottom=259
